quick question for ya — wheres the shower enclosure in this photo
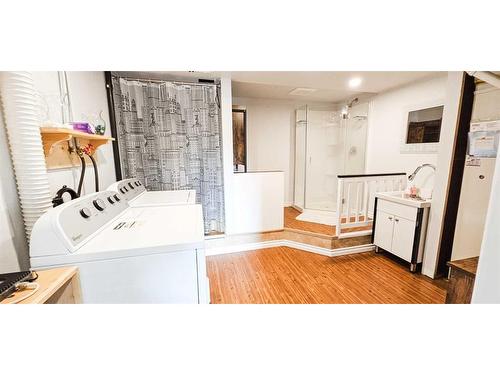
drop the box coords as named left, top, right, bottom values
left=293, top=102, right=369, bottom=223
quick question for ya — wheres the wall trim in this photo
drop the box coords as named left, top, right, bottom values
left=206, top=240, right=284, bottom=256
left=338, top=229, right=372, bottom=239
left=206, top=240, right=374, bottom=258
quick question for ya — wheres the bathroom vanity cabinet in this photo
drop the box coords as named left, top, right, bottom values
left=372, top=192, right=431, bottom=272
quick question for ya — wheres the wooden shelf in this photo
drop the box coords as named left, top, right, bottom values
left=0, top=266, right=81, bottom=304
left=40, top=127, right=114, bottom=156
left=40, top=127, right=114, bottom=169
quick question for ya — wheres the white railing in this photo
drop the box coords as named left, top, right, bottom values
left=335, top=173, right=407, bottom=237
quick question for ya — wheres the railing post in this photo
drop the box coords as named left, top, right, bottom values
left=362, top=180, right=369, bottom=223
left=335, top=178, right=343, bottom=237
left=355, top=182, right=361, bottom=222
left=346, top=182, right=351, bottom=224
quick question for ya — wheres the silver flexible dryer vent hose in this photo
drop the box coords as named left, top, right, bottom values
left=0, top=72, right=52, bottom=242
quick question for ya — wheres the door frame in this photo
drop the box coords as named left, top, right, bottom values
left=104, top=71, right=123, bottom=181
left=436, top=73, right=476, bottom=277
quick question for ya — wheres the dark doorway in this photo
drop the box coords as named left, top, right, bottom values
left=232, top=109, right=247, bottom=173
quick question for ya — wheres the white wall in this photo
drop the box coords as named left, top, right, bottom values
left=0, top=112, right=29, bottom=272
left=365, top=76, right=448, bottom=193
left=232, top=97, right=298, bottom=206
left=32, top=72, right=116, bottom=196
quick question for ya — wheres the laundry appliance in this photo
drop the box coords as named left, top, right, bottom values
left=107, top=178, right=196, bottom=207
left=30, top=191, right=209, bottom=303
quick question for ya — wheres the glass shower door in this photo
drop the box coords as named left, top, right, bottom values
left=343, top=102, right=368, bottom=175
left=305, top=109, right=344, bottom=211
left=294, top=107, right=307, bottom=209
left=293, top=103, right=369, bottom=217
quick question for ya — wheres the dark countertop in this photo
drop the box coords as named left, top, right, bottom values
left=447, top=256, right=479, bottom=277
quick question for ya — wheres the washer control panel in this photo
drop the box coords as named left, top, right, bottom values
left=112, top=178, right=146, bottom=202
left=57, top=191, right=129, bottom=251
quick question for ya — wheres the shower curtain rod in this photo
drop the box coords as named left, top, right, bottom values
left=113, top=74, right=220, bottom=87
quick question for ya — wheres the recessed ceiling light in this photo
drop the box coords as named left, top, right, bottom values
left=348, top=77, right=362, bottom=88
left=289, top=87, right=317, bottom=96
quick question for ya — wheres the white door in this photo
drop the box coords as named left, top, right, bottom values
left=391, top=216, right=416, bottom=262
left=452, top=159, right=495, bottom=260
left=374, top=211, right=395, bottom=251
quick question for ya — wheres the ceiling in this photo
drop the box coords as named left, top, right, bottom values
left=231, top=80, right=374, bottom=103
left=230, top=71, right=445, bottom=103
left=115, top=71, right=445, bottom=104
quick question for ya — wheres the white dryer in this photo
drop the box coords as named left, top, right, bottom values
left=107, top=178, right=196, bottom=207
left=30, top=191, right=209, bottom=304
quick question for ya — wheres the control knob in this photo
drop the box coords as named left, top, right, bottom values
left=80, top=207, right=92, bottom=219
left=93, top=199, right=106, bottom=211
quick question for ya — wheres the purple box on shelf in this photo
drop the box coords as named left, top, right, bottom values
left=71, top=122, right=94, bottom=134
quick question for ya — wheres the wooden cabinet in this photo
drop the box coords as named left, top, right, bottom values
left=373, top=198, right=429, bottom=272
left=446, top=257, right=478, bottom=304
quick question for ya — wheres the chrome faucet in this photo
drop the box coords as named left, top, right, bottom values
left=408, top=164, right=436, bottom=181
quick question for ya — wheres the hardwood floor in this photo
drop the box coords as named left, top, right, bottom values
left=207, top=247, right=447, bottom=304
left=284, top=207, right=372, bottom=237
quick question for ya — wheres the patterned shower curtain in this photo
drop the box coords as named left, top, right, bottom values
left=111, top=76, right=225, bottom=234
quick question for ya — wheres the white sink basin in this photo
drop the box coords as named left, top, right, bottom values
left=375, top=191, right=431, bottom=208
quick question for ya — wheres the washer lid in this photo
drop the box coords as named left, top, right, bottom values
left=131, top=190, right=196, bottom=206
left=83, top=204, right=204, bottom=252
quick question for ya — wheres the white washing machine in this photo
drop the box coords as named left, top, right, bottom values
left=107, top=178, right=196, bottom=207
left=30, top=191, right=209, bottom=304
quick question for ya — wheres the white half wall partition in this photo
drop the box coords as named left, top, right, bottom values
left=231, top=171, right=284, bottom=234
left=232, top=97, right=298, bottom=206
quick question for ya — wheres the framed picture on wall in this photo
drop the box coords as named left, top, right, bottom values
left=232, top=108, right=247, bottom=172
left=401, top=101, right=444, bottom=154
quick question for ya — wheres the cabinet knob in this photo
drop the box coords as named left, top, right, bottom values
left=388, top=217, right=393, bottom=220
left=395, top=218, right=399, bottom=222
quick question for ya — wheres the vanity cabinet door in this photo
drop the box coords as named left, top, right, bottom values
left=374, top=211, right=395, bottom=251
left=391, top=216, right=416, bottom=262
